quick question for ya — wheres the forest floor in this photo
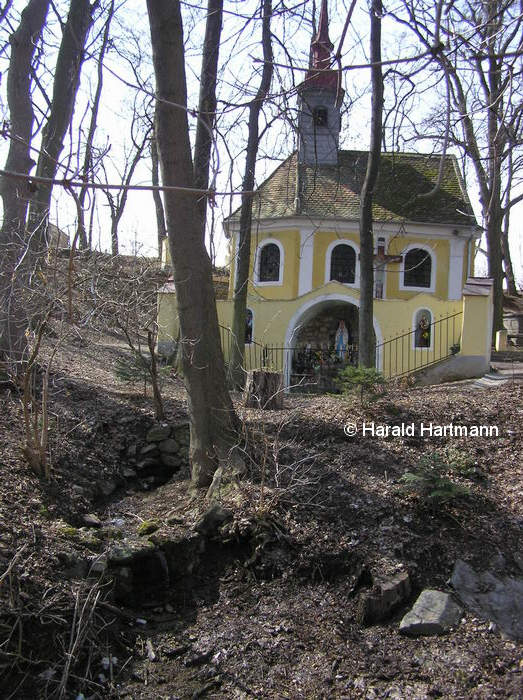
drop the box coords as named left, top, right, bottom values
left=0, top=312, right=522, bottom=699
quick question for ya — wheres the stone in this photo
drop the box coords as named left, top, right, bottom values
left=450, top=559, right=523, bottom=641
left=173, top=423, right=190, bottom=445
left=98, top=480, right=117, bottom=498
left=127, top=443, right=138, bottom=458
left=357, top=571, right=411, bottom=624
left=140, top=443, right=159, bottom=456
left=194, top=504, right=233, bottom=536
left=146, top=424, right=172, bottom=442
left=136, top=458, right=158, bottom=471
left=83, top=513, right=102, bottom=528
left=137, top=520, right=159, bottom=536
left=399, top=589, right=462, bottom=636
left=158, top=438, right=179, bottom=454
left=161, top=453, right=182, bottom=469
left=88, top=555, right=107, bottom=576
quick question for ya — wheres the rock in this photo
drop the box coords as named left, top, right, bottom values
left=357, top=571, right=411, bottom=624
left=140, top=443, right=159, bottom=456
left=450, top=559, right=523, bottom=641
left=158, top=438, right=179, bottom=454
left=161, top=453, right=182, bottom=469
left=113, top=566, right=134, bottom=599
left=194, top=504, right=233, bottom=536
left=137, top=520, right=159, bottom=536
left=173, top=423, right=190, bottom=445
left=146, top=424, right=172, bottom=442
left=60, top=553, right=88, bottom=579
left=399, top=589, right=462, bottom=636
left=136, top=458, right=158, bottom=471
left=88, top=555, right=107, bottom=577
left=83, top=513, right=102, bottom=528
left=98, top=480, right=117, bottom=498
left=122, top=468, right=136, bottom=479
left=127, top=443, right=138, bottom=458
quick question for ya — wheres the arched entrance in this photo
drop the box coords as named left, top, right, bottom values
left=283, top=295, right=383, bottom=390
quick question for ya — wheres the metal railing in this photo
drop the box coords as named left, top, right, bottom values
left=375, top=311, right=463, bottom=379
left=220, top=311, right=463, bottom=387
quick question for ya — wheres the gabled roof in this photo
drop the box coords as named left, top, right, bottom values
left=226, top=151, right=477, bottom=229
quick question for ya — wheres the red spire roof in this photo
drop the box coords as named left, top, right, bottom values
left=311, top=0, right=334, bottom=70
left=300, top=0, right=339, bottom=92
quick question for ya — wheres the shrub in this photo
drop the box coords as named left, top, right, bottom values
left=337, top=365, right=386, bottom=405
left=400, top=451, right=471, bottom=504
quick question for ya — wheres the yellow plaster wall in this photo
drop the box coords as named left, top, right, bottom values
left=386, top=237, right=449, bottom=299
left=242, top=229, right=301, bottom=300
left=312, top=231, right=360, bottom=289
left=158, top=281, right=491, bottom=380
left=460, top=293, right=492, bottom=357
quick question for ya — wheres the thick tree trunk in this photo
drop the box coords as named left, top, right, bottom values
left=243, top=370, right=283, bottom=410
left=147, top=0, right=239, bottom=488
left=230, top=0, right=273, bottom=388
left=358, top=0, right=383, bottom=368
left=26, top=0, right=94, bottom=254
left=0, top=0, right=49, bottom=368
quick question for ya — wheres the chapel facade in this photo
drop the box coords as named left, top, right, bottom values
left=158, top=0, right=493, bottom=389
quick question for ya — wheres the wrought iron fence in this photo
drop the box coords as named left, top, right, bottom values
left=220, top=310, right=463, bottom=388
left=375, top=311, right=463, bottom=379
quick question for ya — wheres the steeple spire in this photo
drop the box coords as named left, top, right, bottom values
left=311, top=0, right=334, bottom=71
left=296, top=0, right=343, bottom=166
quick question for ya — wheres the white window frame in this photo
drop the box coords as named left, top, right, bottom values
left=412, top=307, right=433, bottom=351
left=254, top=238, right=284, bottom=287
left=400, top=243, right=436, bottom=293
left=324, top=239, right=360, bottom=288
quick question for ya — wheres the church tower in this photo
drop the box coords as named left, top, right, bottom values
left=297, top=0, right=343, bottom=166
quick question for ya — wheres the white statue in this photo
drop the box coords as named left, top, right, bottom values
left=335, top=320, right=349, bottom=359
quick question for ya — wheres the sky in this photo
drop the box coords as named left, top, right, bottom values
left=0, top=0, right=521, bottom=286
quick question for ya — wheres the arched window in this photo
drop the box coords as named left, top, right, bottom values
left=404, top=247, right=432, bottom=288
left=313, top=106, right=328, bottom=127
left=245, top=309, right=253, bottom=344
left=330, top=244, right=356, bottom=284
left=258, top=242, right=281, bottom=282
left=414, top=308, right=432, bottom=348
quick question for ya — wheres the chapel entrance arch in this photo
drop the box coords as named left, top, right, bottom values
left=283, top=295, right=382, bottom=390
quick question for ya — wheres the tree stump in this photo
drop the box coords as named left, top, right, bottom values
left=243, top=370, right=284, bottom=410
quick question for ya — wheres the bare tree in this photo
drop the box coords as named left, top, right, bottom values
left=147, top=0, right=239, bottom=488
left=26, top=0, right=96, bottom=255
left=394, top=0, right=523, bottom=330
left=150, top=122, right=167, bottom=258
left=100, top=114, right=152, bottom=256
left=359, top=0, right=383, bottom=368
left=75, top=0, right=115, bottom=251
left=230, top=0, right=273, bottom=389
left=0, top=0, right=50, bottom=369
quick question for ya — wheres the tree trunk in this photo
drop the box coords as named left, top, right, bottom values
left=26, top=0, right=94, bottom=254
left=76, top=0, right=114, bottom=250
left=150, top=124, right=167, bottom=259
left=230, top=0, right=273, bottom=388
left=358, top=0, right=383, bottom=368
left=147, top=0, right=239, bottom=488
left=0, top=0, right=49, bottom=368
left=243, top=370, right=283, bottom=410
left=192, top=0, right=223, bottom=233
